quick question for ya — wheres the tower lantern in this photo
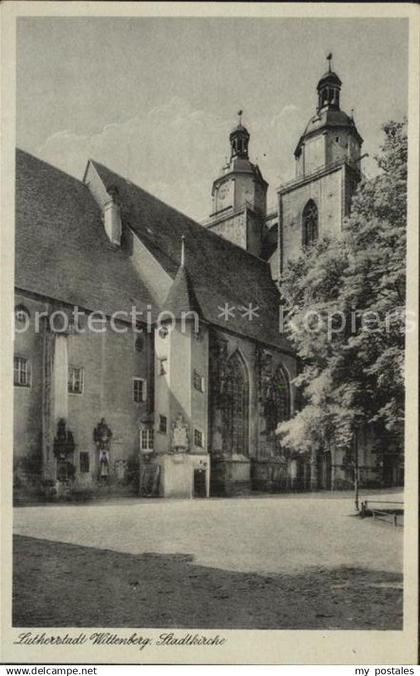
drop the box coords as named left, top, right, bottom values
left=229, top=110, right=250, bottom=159
left=202, top=110, right=268, bottom=257
left=279, top=55, right=364, bottom=275
left=317, top=53, right=342, bottom=111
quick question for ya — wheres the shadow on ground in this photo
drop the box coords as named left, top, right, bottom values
left=13, top=535, right=402, bottom=629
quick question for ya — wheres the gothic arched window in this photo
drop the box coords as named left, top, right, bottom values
left=264, top=364, right=290, bottom=433
left=274, top=365, right=290, bottom=423
left=302, top=199, right=318, bottom=247
left=223, top=351, right=249, bottom=455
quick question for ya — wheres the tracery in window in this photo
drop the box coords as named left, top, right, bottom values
left=302, top=199, right=318, bottom=246
left=223, top=351, right=249, bottom=455
left=263, top=364, right=291, bottom=434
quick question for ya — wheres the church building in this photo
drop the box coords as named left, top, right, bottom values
left=13, top=61, right=399, bottom=502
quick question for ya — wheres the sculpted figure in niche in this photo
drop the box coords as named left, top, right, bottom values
left=94, top=418, right=113, bottom=449
left=172, top=414, right=189, bottom=452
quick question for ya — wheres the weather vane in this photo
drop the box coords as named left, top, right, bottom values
left=237, top=109, right=243, bottom=125
left=327, top=52, right=333, bottom=72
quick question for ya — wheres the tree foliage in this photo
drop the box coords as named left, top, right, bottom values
left=278, top=120, right=407, bottom=457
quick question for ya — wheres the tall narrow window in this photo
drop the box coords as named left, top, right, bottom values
left=140, top=428, right=154, bottom=451
left=302, top=200, right=318, bottom=247
left=14, top=356, right=30, bottom=387
left=133, top=377, right=146, bottom=403
left=80, top=452, right=90, bottom=473
left=193, top=370, right=205, bottom=393
left=262, top=364, right=291, bottom=434
left=194, top=429, right=204, bottom=448
left=68, top=366, right=84, bottom=394
left=223, top=350, right=249, bottom=455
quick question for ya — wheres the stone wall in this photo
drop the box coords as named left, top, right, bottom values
left=279, top=166, right=344, bottom=269
left=208, top=326, right=297, bottom=495
left=13, top=292, right=152, bottom=501
left=13, top=293, right=46, bottom=498
left=207, top=211, right=247, bottom=250
left=65, top=313, right=151, bottom=494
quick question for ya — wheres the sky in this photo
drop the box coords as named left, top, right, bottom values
left=17, top=17, right=408, bottom=221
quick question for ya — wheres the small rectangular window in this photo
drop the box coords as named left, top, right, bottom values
left=80, top=452, right=90, bottom=473
left=68, top=366, right=84, bottom=394
left=159, top=415, right=167, bottom=434
left=159, top=357, right=168, bottom=375
left=140, top=428, right=154, bottom=450
left=194, top=429, right=203, bottom=448
left=14, top=356, right=30, bottom=387
left=193, top=370, right=205, bottom=393
left=133, top=377, right=147, bottom=403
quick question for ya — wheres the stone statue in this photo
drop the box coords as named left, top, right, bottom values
left=94, top=418, right=113, bottom=482
left=98, top=449, right=110, bottom=481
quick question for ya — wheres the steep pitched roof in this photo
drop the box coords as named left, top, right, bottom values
left=164, top=265, right=202, bottom=319
left=16, top=149, right=289, bottom=350
left=89, top=160, right=289, bottom=349
left=15, top=149, right=156, bottom=319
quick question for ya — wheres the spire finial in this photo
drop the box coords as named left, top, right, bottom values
left=327, top=52, right=333, bottom=72
left=181, top=235, right=185, bottom=267
left=237, top=109, right=243, bottom=126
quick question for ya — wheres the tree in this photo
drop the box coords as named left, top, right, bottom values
left=278, top=120, right=407, bottom=484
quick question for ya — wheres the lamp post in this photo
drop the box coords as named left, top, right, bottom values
left=353, top=429, right=359, bottom=512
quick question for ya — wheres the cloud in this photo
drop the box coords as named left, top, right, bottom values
left=36, top=97, right=305, bottom=221
left=269, top=104, right=300, bottom=129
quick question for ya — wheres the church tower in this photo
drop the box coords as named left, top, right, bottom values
left=277, top=56, right=364, bottom=275
left=202, top=112, right=268, bottom=257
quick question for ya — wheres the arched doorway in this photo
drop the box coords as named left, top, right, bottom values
left=223, top=351, right=249, bottom=455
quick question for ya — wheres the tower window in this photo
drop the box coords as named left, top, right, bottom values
left=302, top=200, right=319, bottom=247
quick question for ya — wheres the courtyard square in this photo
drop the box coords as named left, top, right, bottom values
left=13, top=492, right=403, bottom=629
